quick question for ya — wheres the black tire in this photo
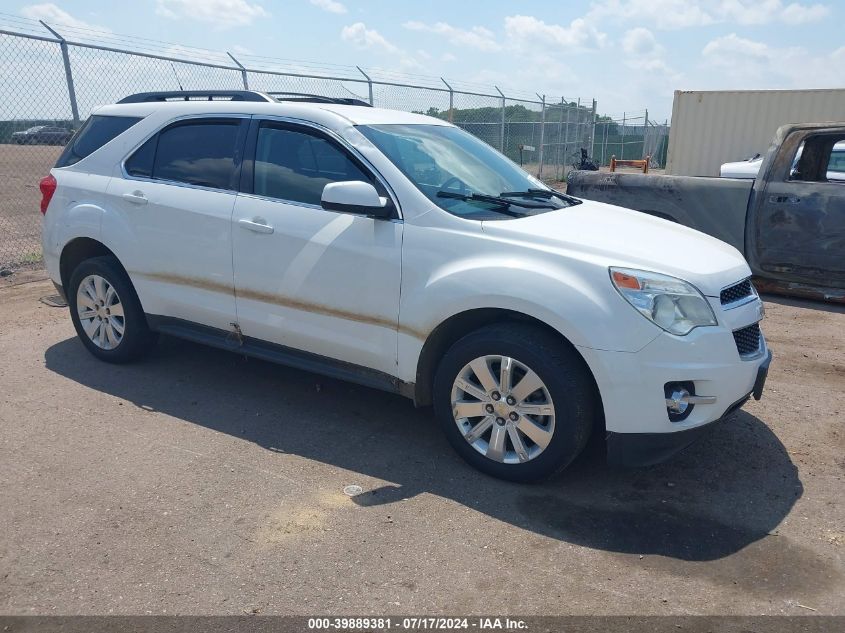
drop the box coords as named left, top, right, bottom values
left=68, top=256, right=157, bottom=363
left=433, top=323, right=597, bottom=482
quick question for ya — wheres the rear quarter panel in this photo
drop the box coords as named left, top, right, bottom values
left=42, top=170, right=111, bottom=283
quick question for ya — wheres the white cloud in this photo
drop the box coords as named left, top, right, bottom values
left=587, top=0, right=829, bottom=29
left=155, top=0, right=268, bottom=29
left=703, top=33, right=773, bottom=61
left=701, top=33, right=842, bottom=88
left=504, top=15, right=606, bottom=52
left=340, top=23, right=436, bottom=71
left=621, top=27, right=677, bottom=74
left=340, top=22, right=398, bottom=53
left=309, top=0, right=347, bottom=15
left=20, top=3, right=108, bottom=32
left=587, top=0, right=713, bottom=29
left=441, top=52, right=457, bottom=63
left=621, top=27, right=661, bottom=56
left=779, top=1, right=831, bottom=23
left=403, top=21, right=500, bottom=52
left=717, top=0, right=830, bottom=24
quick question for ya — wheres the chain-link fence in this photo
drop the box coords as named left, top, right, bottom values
left=593, top=110, right=670, bottom=170
left=0, top=20, right=665, bottom=279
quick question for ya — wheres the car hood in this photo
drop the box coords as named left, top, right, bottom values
left=480, top=199, right=750, bottom=297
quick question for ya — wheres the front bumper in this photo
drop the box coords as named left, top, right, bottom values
left=606, top=349, right=772, bottom=466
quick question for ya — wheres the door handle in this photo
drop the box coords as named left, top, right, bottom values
left=122, top=191, right=148, bottom=205
left=238, top=218, right=274, bottom=234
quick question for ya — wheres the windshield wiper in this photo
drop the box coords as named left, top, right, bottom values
left=436, top=190, right=556, bottom=212
left=435, top=191, right=524, bottom=217
left=499, top=187, right=582, bottom=206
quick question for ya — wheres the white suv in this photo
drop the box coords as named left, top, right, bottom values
left=40, top=90, right=771, bottom=482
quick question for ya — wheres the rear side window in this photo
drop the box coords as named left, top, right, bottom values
left=254, top=124, right=372, bottom=205
left=149, top=120, right=241, bottom=190
left=55, top=115, right=142, bottom=167
left=125, top=137, right=156, bottom=178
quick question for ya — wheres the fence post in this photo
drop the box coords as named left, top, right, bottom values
left=357, top=66, right=373, bottom=106
left=40, top=21, right=80, bottom=127
left=589, top=98, right=597, bottom=159
left=556, top=98, right=564, bottom=179
left=621, top=111, right=626, bottom=161
left=495, top=86, right=505, bottom=153
left=536, top=94, right=545, bottom=178
left=441, top=78, right=454, bottom=123
left=642, top=108, right=649, bottom=160
left=564, top=103, right=571, bottom=174
left=227, top=52, right=249, bottom=89
left=602, top=118, right=609, bottom=166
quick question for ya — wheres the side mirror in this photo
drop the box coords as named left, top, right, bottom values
left=321, top=181, right=393, bottom=219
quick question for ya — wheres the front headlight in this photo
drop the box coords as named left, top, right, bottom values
left=609, top=267, right=717, bottom=336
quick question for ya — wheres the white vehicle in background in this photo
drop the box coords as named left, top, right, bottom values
left=719, top=154, right=764, bottom=179
left=40, top=90, right=770, bottom=482
left=721, top=141, right=845, bottom=180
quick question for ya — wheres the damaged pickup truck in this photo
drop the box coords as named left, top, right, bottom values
left=567, top=123, right=845, bottom=302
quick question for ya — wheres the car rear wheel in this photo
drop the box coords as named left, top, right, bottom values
left=68, top=256, right=157, bottom=363
left=433, top=323, right=597, bottom=482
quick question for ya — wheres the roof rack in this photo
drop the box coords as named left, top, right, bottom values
left=266, top=92, right=372, bottom=107
left=117, top=90, right=275, bottom=103
left=116, top=90, right=373, bottom=107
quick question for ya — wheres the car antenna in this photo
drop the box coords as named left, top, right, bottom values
left=169, top=62, right=184, bottom=91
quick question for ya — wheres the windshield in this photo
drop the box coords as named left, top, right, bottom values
left=358, top=123, right=578, bottom=219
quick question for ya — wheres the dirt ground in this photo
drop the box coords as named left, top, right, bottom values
left=0, top=280, right=842, bottom=616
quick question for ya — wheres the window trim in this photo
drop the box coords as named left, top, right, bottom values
left=239, top=115, right=402, bottom=220
left=120, top=114, right=250, bottom=194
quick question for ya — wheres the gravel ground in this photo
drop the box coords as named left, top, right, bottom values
left=0, top=280, right=842, bottom=615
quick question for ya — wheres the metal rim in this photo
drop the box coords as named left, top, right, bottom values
left=450, top=355, right=555, bottom=465
left=76, top=274, right=125, bottom=350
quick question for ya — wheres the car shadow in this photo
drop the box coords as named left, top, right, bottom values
left=45, top=335, right=804, bottom=566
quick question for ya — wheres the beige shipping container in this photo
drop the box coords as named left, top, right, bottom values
left=666, top=88, right=845, bottom=176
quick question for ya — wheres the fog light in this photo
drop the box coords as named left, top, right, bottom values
left=666, top=387, right=691, bottom=415
left=664, top=381, right=717, bottom=422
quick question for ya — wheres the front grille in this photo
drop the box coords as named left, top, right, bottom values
left=733, top=323, right=761, bottom=357
left=721, top=279, right=753, bottom=306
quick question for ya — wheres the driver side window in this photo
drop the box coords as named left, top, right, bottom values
left=254, top=124, right=373, bottom=206
left=789, top=134, right=845, bottom=184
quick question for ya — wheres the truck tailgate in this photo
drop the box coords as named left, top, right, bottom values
left=566, top=171, right=754, bottom=253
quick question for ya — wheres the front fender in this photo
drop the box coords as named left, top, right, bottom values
left=396, top=228, right=661, bottom=383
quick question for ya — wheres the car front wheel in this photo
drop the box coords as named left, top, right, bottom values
left=433, top=323, right=597, bottom=482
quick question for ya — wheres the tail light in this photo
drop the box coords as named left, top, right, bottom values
left=39, top=174, right=57, bottom=215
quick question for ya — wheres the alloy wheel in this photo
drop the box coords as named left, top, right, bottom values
left=76, top=274, right=125, bottom=350
left=450, top=355, right=555, bottom=464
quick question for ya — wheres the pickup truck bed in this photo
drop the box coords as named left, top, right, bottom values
left=566, top=172, right=753, bottom=253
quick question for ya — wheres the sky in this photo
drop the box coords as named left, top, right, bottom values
left=6, top=0, right=845, bottom=120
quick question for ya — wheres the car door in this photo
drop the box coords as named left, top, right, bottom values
left=103, top=116, right=249, bottom=330
left=231, top=118, right=402, bottom=376
left=751, top=130, right=845, bottom=288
